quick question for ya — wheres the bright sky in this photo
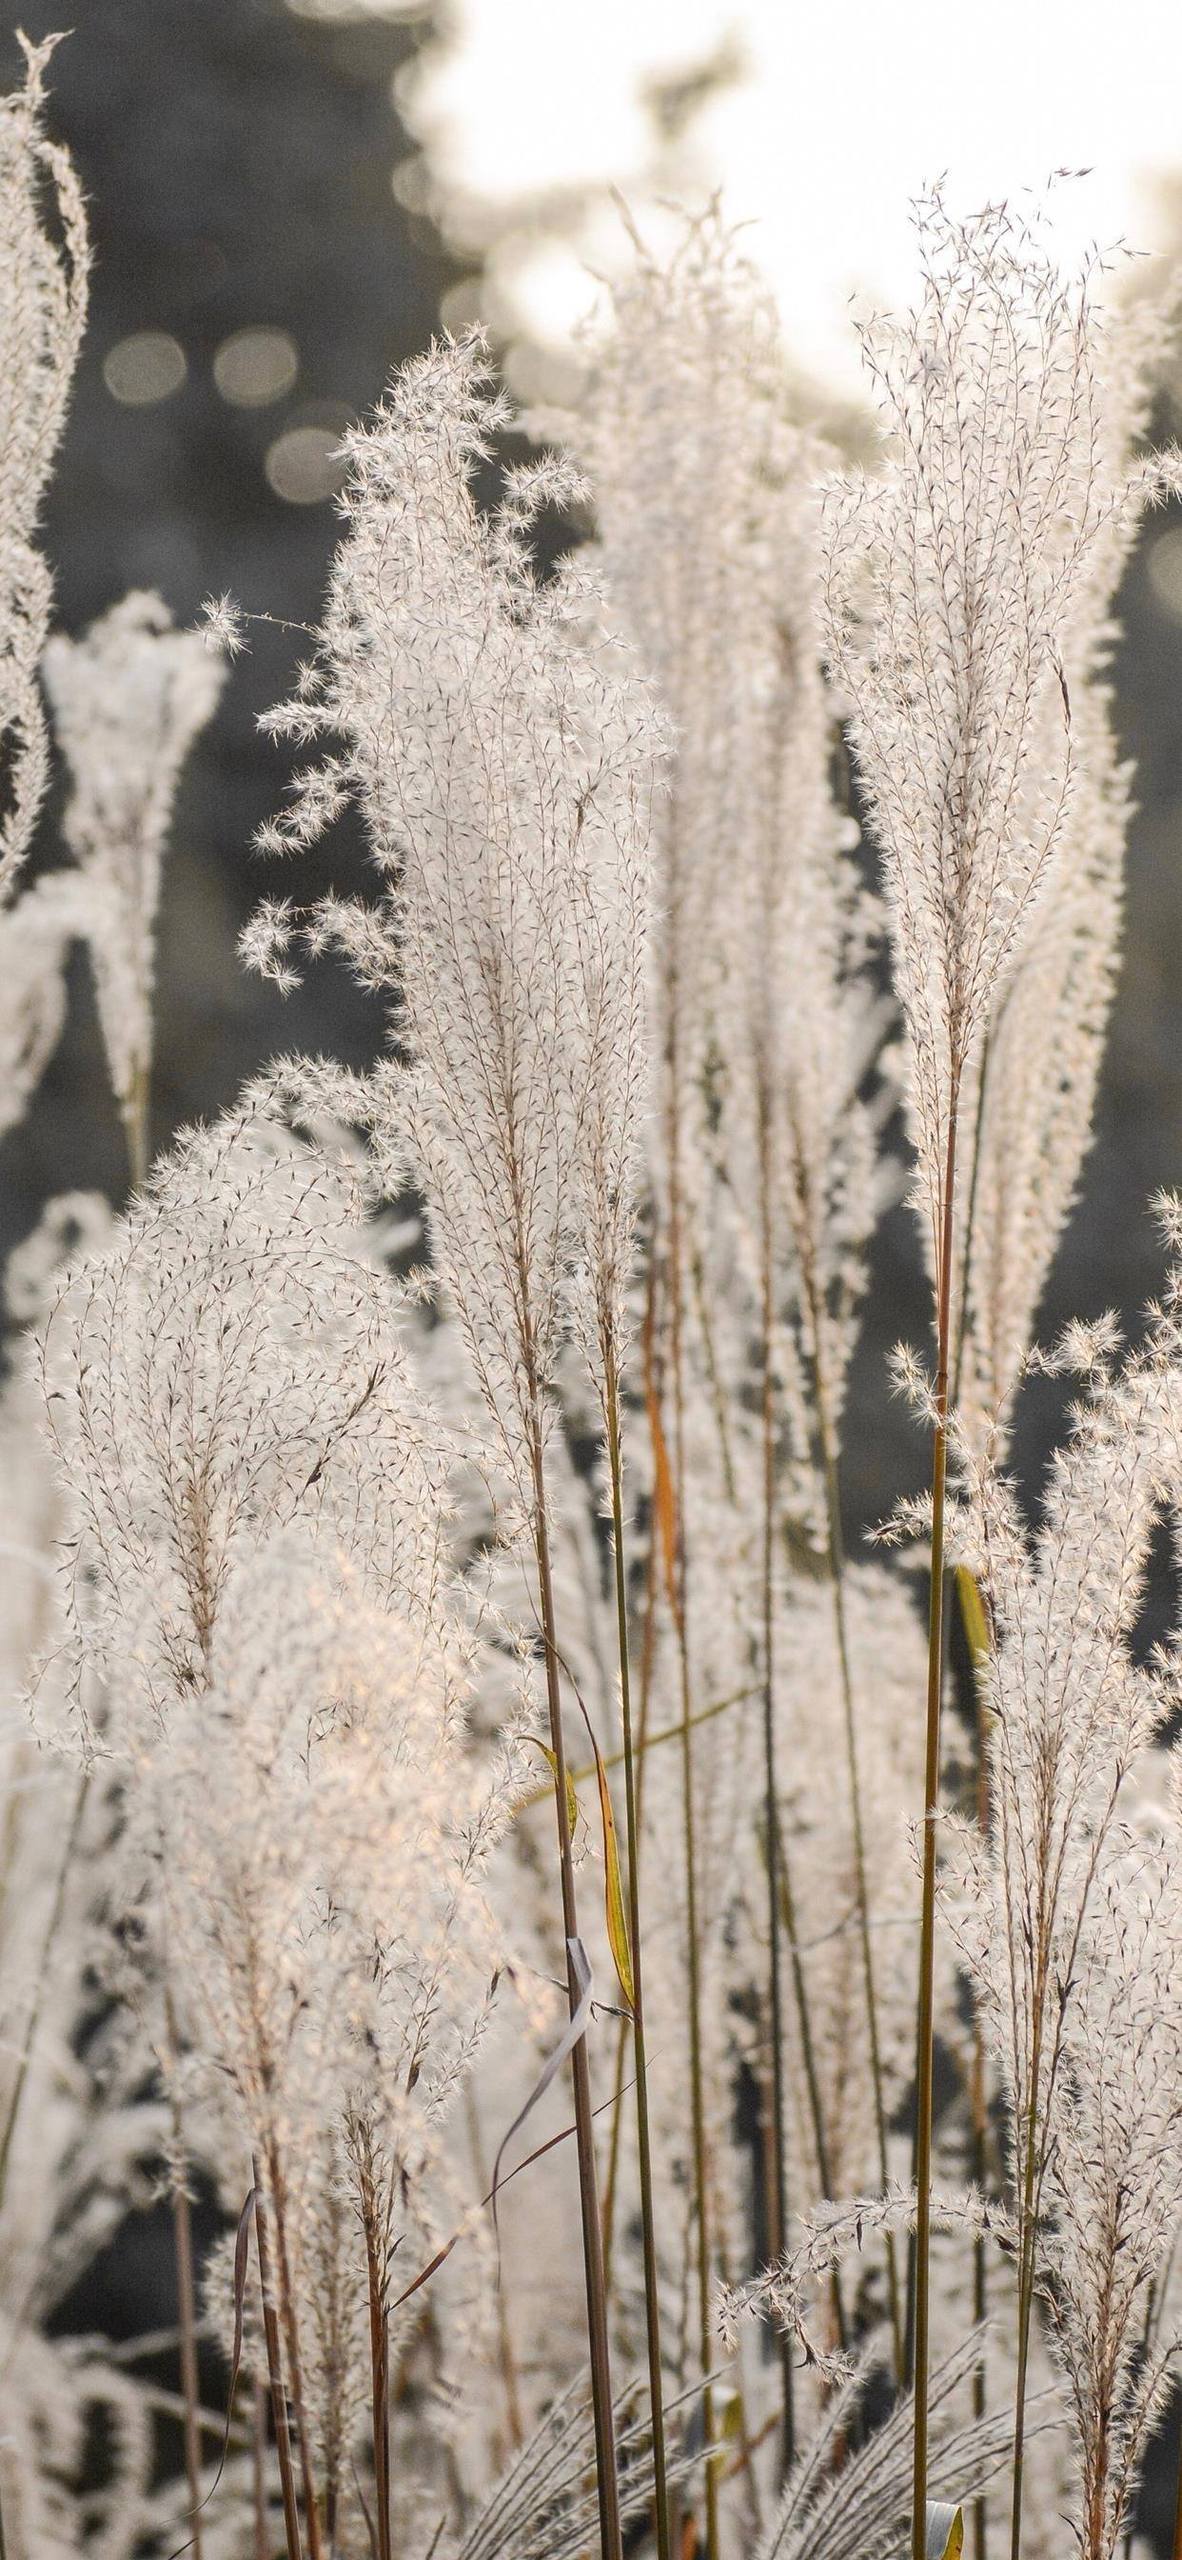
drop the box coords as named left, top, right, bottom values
left=390, top=0, right=1182, bottom=391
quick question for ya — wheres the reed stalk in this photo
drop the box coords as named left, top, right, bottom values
left=805, top=1296, right=904, bottom=2378
left=260, top=2138, right=324, bottom=2560
left=252, top=2169, right=304, bottom=2560
left=161, top=1981, right=203, bottom=2560
left=911, top=1094, right=960, bottom=2560
left=364, top=2213, right=392, bottom=2560
left=253, top=2379, right=270, bottom=2560
left=602, top=1464, right=659, bottom=2290
left=173, top=2170, right=204, bottom=2560
left=953, top=1042, right=992, bottom=2560
left=605, top=1365, right=672, bottom=2560
left=756, top=1140, right=794, bottom=2475
left=661, top=1012, right=720, bottom=2560
left=1008, top=1998, right=1045, bottom=2560
left=1172, top=2397, right=1182, bottom=2560
left=526, top=1394, right=623, bottom=2560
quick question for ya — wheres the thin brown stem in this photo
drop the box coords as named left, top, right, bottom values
left=364, top=2217, right=391, bottom=2560
left=911, top=1094, right=959, bottom=2560
left=173, top=2171, right=204, bottom=2559
left=253, top=2379, right=270, bottom=2560
left=967, top=1606, right=992, bottom=2560
left=160, top=1980, right=203, bottom=2560
left=757, top=1167, right=794, bottom=2478
left=528, top=1405, right=623, bottom=2560
left=603, top=1437, right=660, bottom=2290
left=261, top=2139, right=324, bottom=2560
left=253, top=2170, right=304, bottom=2560
left=662, top=1105, right=721, bottom=2560
left=813, top=1395, right=904, bottom=2376
left=465, top=2086, right=524, bottom=2455
left=769, top=1809, right=847, bottom=2357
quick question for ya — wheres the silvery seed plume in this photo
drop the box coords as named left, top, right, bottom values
left=948, top=1314, right=1174, bottom=2231
left=148, top=1532, right=511, bottom=2546
left=1, top=1202, right=157, bottom=2560
left=38, top=1097, right=461, bottom=1737
left=1037, top=1837, right=1182, bottom=2560
left=942, top=1271, right=1182, bottom=2556
left=0, top=870, right=93, bottom=1144
left=247, top=331, right=662, bottom=1507
left=760, top=2330, right=1020, bottom=2560
left=43, top=591, right=227, bottom=1177
left=821, top=188, right=1179, bottom=1274
left=956, top=286, right=1177, bottom=1449
left=575, top=207, right=892, bottom=1463
left=37, top=1100, right=522, bottom=2546
left=0, top=34, right=88, bottom=901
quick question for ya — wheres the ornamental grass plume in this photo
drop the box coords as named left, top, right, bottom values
left=819, top=187, right=1181, bottom=2553
left=1038, top=1842, right=1182, bottom=2560
left=0, top=33, right=88, bottom=900
left=39, top=1100, right=458, bottom=1747
left=39, top=1102, right=520, bottom=2559
left=948, top=1315, right=1168, bottom=2554
left=43, top=592, right=228, bottom=1183
left=0, top=1201, right=159, bottom=2560
left=954, top=286, right=1175, bottom=1453
left=574, top=212, right=904, bottom=2500
left=247, top=335, right=664, bottom=2560
left=0, top=869, right=92, bottom=1143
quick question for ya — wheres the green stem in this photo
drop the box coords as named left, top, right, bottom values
left=911, top=1093, right=959, bottom=2560
left=1008, top=2000, right=1044, bottom=2560
left=814, top=1383, right=903, bottom=2377
left=606, top=1367, right=672, bottom=2560
left=173, top=2165, right=204, bottom=2559
left=663, top=1097, right=720, bottom=2560
left=770, top=1809, right=848, bottom=2358
left=757, top=1174, right=794, bottom=2474
left=603, top=1472, right=658, bottom=2290
left=528, top=1406, right=623, bottom=2560
left=253, top=2379, right=270, bottom=2560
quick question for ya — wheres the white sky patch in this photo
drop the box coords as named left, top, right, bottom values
left=393, top=0, right=1182, bottom=391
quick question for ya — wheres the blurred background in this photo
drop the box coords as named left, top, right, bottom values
left=5, top=0, right=1182, bottom=1551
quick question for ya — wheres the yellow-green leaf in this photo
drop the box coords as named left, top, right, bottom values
left=955, top=1566, right=990, bottom=1672
left=644, top=1365, right=679, bottom=1611
left=926, top=2501, right=964, bottom=2560
left=719, top=2390, right=744, bottom=2443
left=594, top=1743, right=635, bottom=2011
left=526, top=1738, right=578, bottom=1846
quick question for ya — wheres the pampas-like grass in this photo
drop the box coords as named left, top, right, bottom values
left=7, top=42, right=1182, bottom=2560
